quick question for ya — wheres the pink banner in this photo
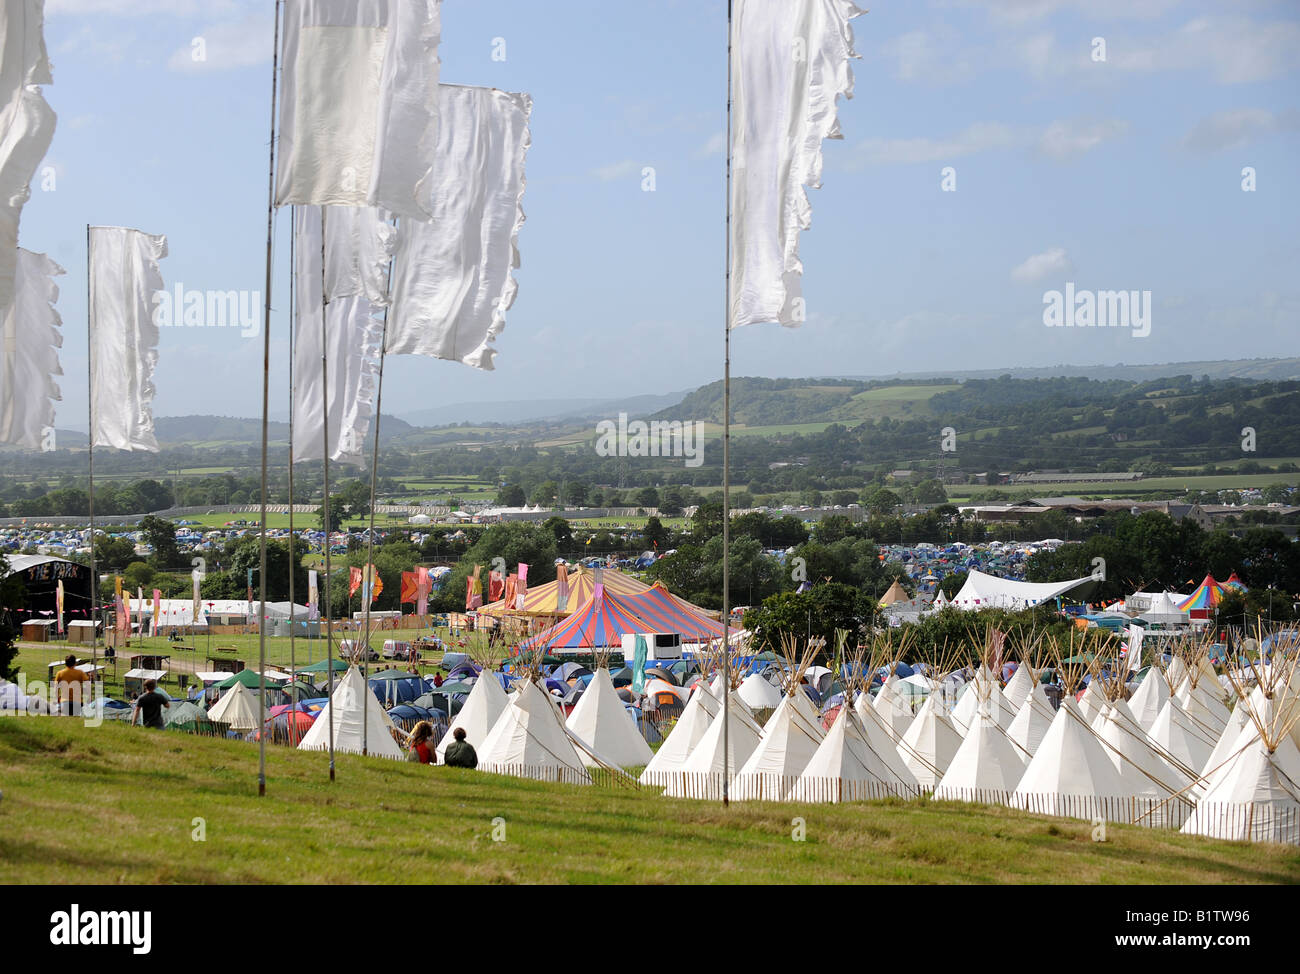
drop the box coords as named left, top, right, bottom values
left=152, top=589, right=162, bottom=636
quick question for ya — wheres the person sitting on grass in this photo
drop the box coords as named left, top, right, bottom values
left=406, top=720, right=437, bottom=765
left=132, top=679, right=170, bottom=730
left=442, top=726, right=478, bottom=769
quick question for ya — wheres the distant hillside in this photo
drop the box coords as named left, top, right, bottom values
left=841, top=357, right=1300, bottom=385
left=398, top=389, right=692, bottom=427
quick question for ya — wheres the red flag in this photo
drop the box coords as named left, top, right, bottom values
left=349, top=566, right=363, bottom=598
left=401, top=571, right=420, bottom=603
left=488, top=570, right=504, bottom=602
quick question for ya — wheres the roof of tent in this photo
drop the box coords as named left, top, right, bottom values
left=950, top=569, right=1093, bottom=611
left=479, top=565, right=652, bottom=618
left=519, top=583, right=733, bottom=652
left=1178, top=575, right=1225, bottom=610
left=878, top=580, right=910, bottom=608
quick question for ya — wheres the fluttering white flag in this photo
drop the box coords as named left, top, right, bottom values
left=0, top=0, right=56, bottom=316
left=729, top=0, right=863, bottom=329
left=88, top=227, right=167, bottom=452
left=292, top=205, right=394, bottom=463
left=275, top=0, right=441, bottom=219
left=385, top=85, right=531, bottom=370
left=0, top=248, right=63, bottom=448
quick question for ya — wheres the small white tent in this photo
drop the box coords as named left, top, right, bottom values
left=732, top=691, right=825, bottom=801
left=640, top=685, right=719, bottom=786
left=933, top=706, right=1027, bottom=801
left=871, top=674, right=915, bottom=739
left=1127, top=668, right=1170, bottom=731
left=477, top=678, right=589, bottom=781
left=661, top=692, right=762, bottom=798
left=1147, top=697, right=1215, bottom=774
left=737, top=672, right=783, bottom=712
left=298, top=666, right=403, bottom=760
left=1011, top=696, right=1131, bottom=817
left=208, top=681, right=261, bottom=733
left=898, top=694, right=962, bottom=789
left=789, top=705, right=919, bottom=802
left=436, top=670, right=510, bottom=759
left=566, top=668, right=653, bottom=768
left=1006, top=682, right=1056, bottom=757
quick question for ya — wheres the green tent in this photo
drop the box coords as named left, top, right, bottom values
left=216, top=669, right=285, bottom=690
left=295, top=659, right=349, bottom=675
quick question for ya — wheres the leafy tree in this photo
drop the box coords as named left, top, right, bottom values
left=122, top=561, right=156, bottom=591
left=317, top=495, right=348, bottom=533
left=542, top=515, right=573, bottom=551
left=94, top=534, right=137, bottom=571
left=867, top=488, right=901, bottom=517
left=564, top=480, right=589, bottom=506
left=497, top=483, right=526, bottom=506
left=438, top=522, right=559, bottom=611
left=636, top=486, right=660, bottom=509
left=138, top=515, right=181, bottom=568
left=642, top=516, right=669, bottom=549
left=743, top=583, right=870, bottom=657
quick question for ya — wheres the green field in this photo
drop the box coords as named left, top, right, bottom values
left=2, top=717, right=1294, bottom=884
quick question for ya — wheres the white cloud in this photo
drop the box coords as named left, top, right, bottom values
left=881, top=29, right=980, bottom=86
left=167, top=13, right=272, bottom=73
left=1037, top=118, right=1129, bottom=160
left=695, top=131, right=725, bottom=158
left=48, top=0, right=240, bottom=16
left=590, top=160, right=642, bottom=182
left=1112, top=17, right=1300, bottom=84
left=843, top=122, right=1019, bottom=167
left=1181, top=108, right=1300, bottom=152
left=1011, top=247, right=1073, bottom=283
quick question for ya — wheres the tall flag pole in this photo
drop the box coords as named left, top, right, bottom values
left=255, top=0, right=282, bottom=798
left=85, top=224, right=96, bottom=669
left=320, top=207, right=335, bottom=780
left=721, top=0, right=734, bottom=808
left=287, top=204, right=298, bottom=727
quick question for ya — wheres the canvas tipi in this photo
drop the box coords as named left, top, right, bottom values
left=732, top=635, right=826, bottom=800
left=436, top=668, right=509, bottom=760
left=298, top=665, right=404, bottom=760
left=477, top=676, right=590, bottom=781
left=566, top=665, right=654, bottom=768
left=208, top=680, right=261, bottom=733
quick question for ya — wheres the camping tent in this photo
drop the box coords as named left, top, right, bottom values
left=878, top=580, right=909, bottom=608
left=933, top=706, right=1028, bottom=801
left=479, top=565, right=654, bottom=618
left=520, top=583, right=733, bottom=653
left=565, top=668, right=654, bottom=768
left=1005, top=681, right=1057, bottom=757
left=435, top=671, right=509, bottom=760
left=1177, top=575, right=1225, bottom=612
left=736, top=672, right=783, bottom=712
left=731, top=691, right=825, bottom=801
left=661, top=692, right=763, bottom=798
left=898, top=694, right=963, bottom=789
left=1011, top=696, right=1132, bottom=816
left=640, top=685, right=720, bottom=786
left=789, top=704, right=920, bottom=802
left=477, top=678, right=590, bottom=781
left=297, top=666, right=404, bottom=760
left=207, top=681, right=261, bottom=732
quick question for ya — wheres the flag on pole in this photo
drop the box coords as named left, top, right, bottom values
left=359, top=563, right=382, bottom=605
left=515, top=563, right=528, bottom=611
left=466, top=564, right=483, bottom=611
left=307, top=569, right=319, bottom=620
left=502, top=573, right=516, bottom=611
left=275, top=0, right=442, bottom=219
left=0, top=249, right=63, bottom=448
left=55, top=578, right=63, bottom=633
left=0, top=1, right=56, bottom=320
left=487, top=569, right=502, bottom=603
left=729, top=0, right=863, bottom=329
left=349, top=566, right=363, bottom=599
left=114, top=592, right=127, bottom=636
left=416, top=566, right=429, bottom=617
left=555, top=562, right=569, bottom=614
left=291, top=206, right=392, bottom=463
left=400, top=570, right=419, bottom=603
left=88, top=226, right=167, bottom=451
left=386, top=85, right=531, bottom=370
left=152, top=588, right=161, bottom=637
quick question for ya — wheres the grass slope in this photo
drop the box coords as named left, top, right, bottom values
left=1, top=720, right=1296, bottom=884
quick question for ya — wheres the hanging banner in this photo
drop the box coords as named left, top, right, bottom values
left=55, top=578, right=63, bottom=634
left=487, top=569, right=503, bottom=603
left=308, top=569, right=319, bottom=620
left=466, top=564, right=483, bottom=611
left=361, top=563, right=383, bottom=604
left=555, top=562, right=570, bottom=614
left=152, top=588, right=161, bottom=636
left=401, top=570, right=420, bottom=603
left=515, top=563, right=528, bottom=610
left=349, top=566, right=363, bottom=599
left=416, top=566, right=429, bottom=618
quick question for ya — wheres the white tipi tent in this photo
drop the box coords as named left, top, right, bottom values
left=736, top=672, right=783, bottom=712
left=933, top=706, right=1027, bottom=802
left=1093, top=698, right=1194, bottom=812
left=661, top=691, right=762, bottom=798
left=208, top=681, right=261, bottom=733
left=477, top=677, right=590, bottom=781
left=732, top=690, right=825, bottom=801
left=566, top=668, right=653, bottom=768
left=298, top=666, right=403, bottom=760
left=1147, top=697, right=1216, bottom=774
left=1005, top=681, right=1056, bottom=757
left=1127, top=666, right=1170, bottom=731
left=789, top=704, right=919, bottom=802
left=640, top=684, right=720, bottom=786
left=1011, top=696, right=1131, bottom=817
left=436, top=670, right=509, bottom=759
left=898, top=694, right=962, bottom=789
left=871, top=674, right=915, bottom=739
left=1002, top=662, right=1034, bottom=713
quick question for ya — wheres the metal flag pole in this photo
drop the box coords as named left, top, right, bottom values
left=360, top=231, right=397, bottom=757
left=85, top=225, right=98, bottom=673
left=255, top=0, right=282, bottom=798
left=721, top=0, right=734, bottom=808
left=287, top=204, right=298, bottom=736
left=320, top=206, right=336, bottom=781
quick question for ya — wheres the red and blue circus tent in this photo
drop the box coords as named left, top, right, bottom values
left=519, top=582, right=733, bottom=653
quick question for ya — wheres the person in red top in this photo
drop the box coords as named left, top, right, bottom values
left=433, top=672, right=444, bottom=688
left=406, top=720, right=437, bottom=765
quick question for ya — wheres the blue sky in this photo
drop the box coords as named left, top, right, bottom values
left=22, top=0, right=1300, bottom=426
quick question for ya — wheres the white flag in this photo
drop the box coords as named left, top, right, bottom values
left=729, top=0, right=863, bottom=329
left=0, top=0, right=56, bottom=315
left=0, top=248, right=63, bottom=448
left=292, top=206, right=392, bottom=464
left=275, top=0, right=441, bottom=219
left=88, top=227, right=167, bottom=452
left=386, top=85, right=531, bottom=370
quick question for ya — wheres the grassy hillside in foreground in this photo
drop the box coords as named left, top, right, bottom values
left=1, top=720, right=1296, bottom=884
